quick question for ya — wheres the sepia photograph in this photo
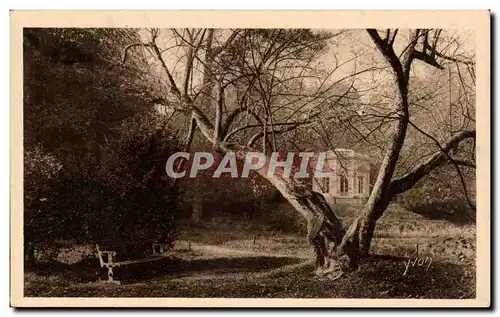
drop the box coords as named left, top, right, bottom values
left=10, top=11, right=490, bottom=308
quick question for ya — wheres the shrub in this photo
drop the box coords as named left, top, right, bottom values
left=23, top=28, right=183, bottom=265
left=253, top=200, right=307, bottom=234
left=25, top=114, right=183, bottom=266
left=396, top=166, right=475, bottom=225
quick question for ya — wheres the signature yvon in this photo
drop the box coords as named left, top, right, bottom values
left=403, top=257, right=433, bottom=277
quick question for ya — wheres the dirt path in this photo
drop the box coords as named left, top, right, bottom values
left=175, top=240, right=310, bottom=260
left=163, top=240, right=313, bottom=282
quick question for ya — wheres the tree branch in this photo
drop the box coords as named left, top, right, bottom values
left=388, top=129, right=475, bottom=196
left=213, top=82, right=224, bottom=144
left=149, top=35, right=184, bottom=101
left=412, top=50, right=445, bottom=69
left=121, top=43, right=149, bottom=65
left=181, top=29, right=206, bottom=96
left=221, top=106, right=249, bottom=138
left=450, top=158, right=476, bottom=169
left=222, top=107, right=264, bottom=141
left=425, top=45, right=475, bottom=66
left=247, top=122, right=305, bottom=147
left=183, top=116, right=197, bottom=149
left=389, top=29, right=398, bottom=46
left=367, top=29, right=404, bottom=78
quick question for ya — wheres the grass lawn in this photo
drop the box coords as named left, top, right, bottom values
left=24, top=204, right=476, bottom=299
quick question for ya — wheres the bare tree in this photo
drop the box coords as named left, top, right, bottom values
left=337, top=29, right=476, bottom=260
left=124, top=28, right=476, bottom=279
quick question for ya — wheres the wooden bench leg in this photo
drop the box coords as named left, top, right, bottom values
left=104, top=265, right=120, bottom=285
left=96, top=249, right=120, bottom=284
left=107, top=265, right=114, bottom=281
left=152, top=243, right=164, bottom=255
left=153, top=243, right=169, bottom=255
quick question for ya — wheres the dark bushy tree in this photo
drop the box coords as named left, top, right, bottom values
left=23, top=28, right=182, bottom=264
left=45, top=114, right=182, bottom=244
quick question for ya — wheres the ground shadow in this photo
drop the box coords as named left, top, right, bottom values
left=25, top=255, right=303, bottom=284
left=115, top=255, right=302, bottom=283
left=25, top=257, right=102, bottom=283
left=24, top=254, right=475, bottom=298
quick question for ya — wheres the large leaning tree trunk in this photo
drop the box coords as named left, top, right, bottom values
left=128, top=28, right=476, bottom=279
left=191, top=105, right=358, bottom=277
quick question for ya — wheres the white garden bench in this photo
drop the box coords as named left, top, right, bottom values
left=95, top=240, right=170, bottom=283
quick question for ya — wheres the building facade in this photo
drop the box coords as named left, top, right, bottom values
left=311, top=149, right=371, bottom=204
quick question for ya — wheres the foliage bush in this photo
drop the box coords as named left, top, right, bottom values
left=27, top=114, right=182, bottom=246
left=396, top=166, right=475, bottom=225
left=23, top=28, right=183, bottom=263
left=249, top=200, right=306, bottom=234
left=24, top=147, right=63, bottom=255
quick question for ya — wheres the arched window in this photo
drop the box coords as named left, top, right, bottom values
left=322, top=177, right=330, bottom=194
left=340, top=174, right=349, bottom=195
left=357, top=176, right=364, bottom=194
